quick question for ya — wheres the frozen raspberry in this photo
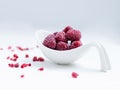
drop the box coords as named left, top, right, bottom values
left=43, top=34, right=56, bottom=49
left=38, top=57, right=44, bottom=62
left=72, top=72, right=79, bottom=78
left=56, top=41, right=68, bottom=50
left=70, top=41, right=82, bottom=49
left=66, top=29, right=81, bottom=41
left=55, top=31, right=67, bottom=42
left=63, top=26, right=73, bottom=33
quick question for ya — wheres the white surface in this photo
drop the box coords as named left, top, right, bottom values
left=0, top=0, right=120, bottom=89
left=0, top=30, right=120, bottom=90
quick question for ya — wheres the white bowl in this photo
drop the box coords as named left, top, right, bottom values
left=35, top=30, right=111, bottom=72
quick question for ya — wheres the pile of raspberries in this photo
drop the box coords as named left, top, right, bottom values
left=43, top=26, right=82, bottom=50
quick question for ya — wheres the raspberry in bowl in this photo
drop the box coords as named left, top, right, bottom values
left=35, top=26, right=111, bottom=72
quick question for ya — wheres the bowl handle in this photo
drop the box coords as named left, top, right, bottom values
left=89, top=42, right=111, bottom=72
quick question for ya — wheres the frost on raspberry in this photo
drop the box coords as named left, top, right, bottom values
left=72, top=72, right=79, bottom=78
left=66, top=29, right=81, bottom=41
left=70, top=41, right=82, bottom=49
left=56, top=41, right=69, bottom=50
left=43, top=34, right=56, bottom=49
left=63, top=26, right=73, bottom=33
left=55, top=31, right=67, bottom=42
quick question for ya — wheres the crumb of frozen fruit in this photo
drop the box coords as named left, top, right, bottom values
left=20, top=74, right=24, bottom=78
left=72, top=72, right=79, bottom=78
left=38, top=67, right=44, bottom=71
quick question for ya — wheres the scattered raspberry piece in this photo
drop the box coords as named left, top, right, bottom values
left=6, top=56, right=10, bottom=60
left=25, top=54, right=29, bottom=58
left=70, top=41, right=82, bottom=49
left=14, top=63, right=19, bottom=68
left=0, top=48, right=3, bottom=50
left=20, top=74, right=24, bottom=78
left=56, top=41, right=68, bottom=50
left=8, top=63, right=14, bottom=68
left=63, top=26, right=73, bottom=33
left=28, top=63, right=31, bottom=66
left=16, top=46, right=29, bottom=51
left=13, top=54, right=18, bottom=58
left=33, top=56, right=38, bottom=61
left=55, top=31, right=67, bottom=42
left=38, top=67, right=44, bottom=71
left=66, top=29, right=81, bottom=41
left=43, top=34, right=56, bottom=49
left=8, top=46, right=12, bottom=50
left=72, top=72, right=79, bottom=78
left=38, top=57, right=44, bottom=62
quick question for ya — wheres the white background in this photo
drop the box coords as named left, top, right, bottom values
left=0, top=0, right=120, bottom=90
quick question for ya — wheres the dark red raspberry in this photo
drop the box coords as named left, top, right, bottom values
left=43, top=34, right=56, bottom=49
left=25, top=54, right=29, bottom=58
left=63, top=26, right=73, bottom=33
left=8, top=63, right=14, bottom=68
left=56, top=41, right=68, bottom=50
left=55, top=31, right=67, bottom=42
left=66, top=29, right=81, bottom=41
left=38, top=57, right=44, bottom=62
left=38, top=67, right=44, bottom=71
left=70, top=41, right=82, bottom=49
left=33, top=56, right=38, bottom=61
left=14, top=63, right=19, bottom=68
left=20, top=74, right=24, bottom=78
left=72, top=72, right=79, bottom=78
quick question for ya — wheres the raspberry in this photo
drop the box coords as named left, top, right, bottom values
left=66, top=29, right=81, bottom=41
left=70, top=41, right=82, bottom=49
left=38, top=67, right=44, bottom=71
left=43, top=34, right=56, bottom=49
left=14, top=63, right=19, bottom=68
left=56, top=41, right=68, bottom=50
left=25, top=54, right=29, bottom=58
left=55, top=32, right=67, bottom=42
left=20, top=74, right=24, bottom=78
left=63, top=26, right=73, bottom=33
left=33, top=56, right=38, bottom=61
left=38, top=57, right=44, bottom=62
left=72, top=72, right=79, bottom=78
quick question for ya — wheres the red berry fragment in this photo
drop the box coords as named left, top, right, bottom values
left=33, top=56, right=38, bottom=61
left=66, top=29, right=81, bottom=41
left=43, top=34, right=56, bottom=49
left=25, top=54, right=29, bottom=58
left=56, top=41, right=68, bottom=50
left=20, top=74, right=24, bottom=78
left=21, top=63, right=31, bottom=68
left=38, top=67, right=44, bottom=71
left=14, top=63, right=19, bottom=68
left=8, top=46, right=12, bottom=50
left=70, top=41, right=82, bottom=49
left=0, top=48, right=3, bottom=50
left=13, top=54, right=18, bottom=58
left=37, top=57, right=44, bottom=62
left=55, top=32, right=67, bottom=42
left=8, top=63, right=14, bottom=68
left=16, top=46, right=29, bottom=51
left=63, top=26, right=73, bottom=33
left=6, top=56, right=10, bottom=60
left=72, top=72, right=79, bottom=78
